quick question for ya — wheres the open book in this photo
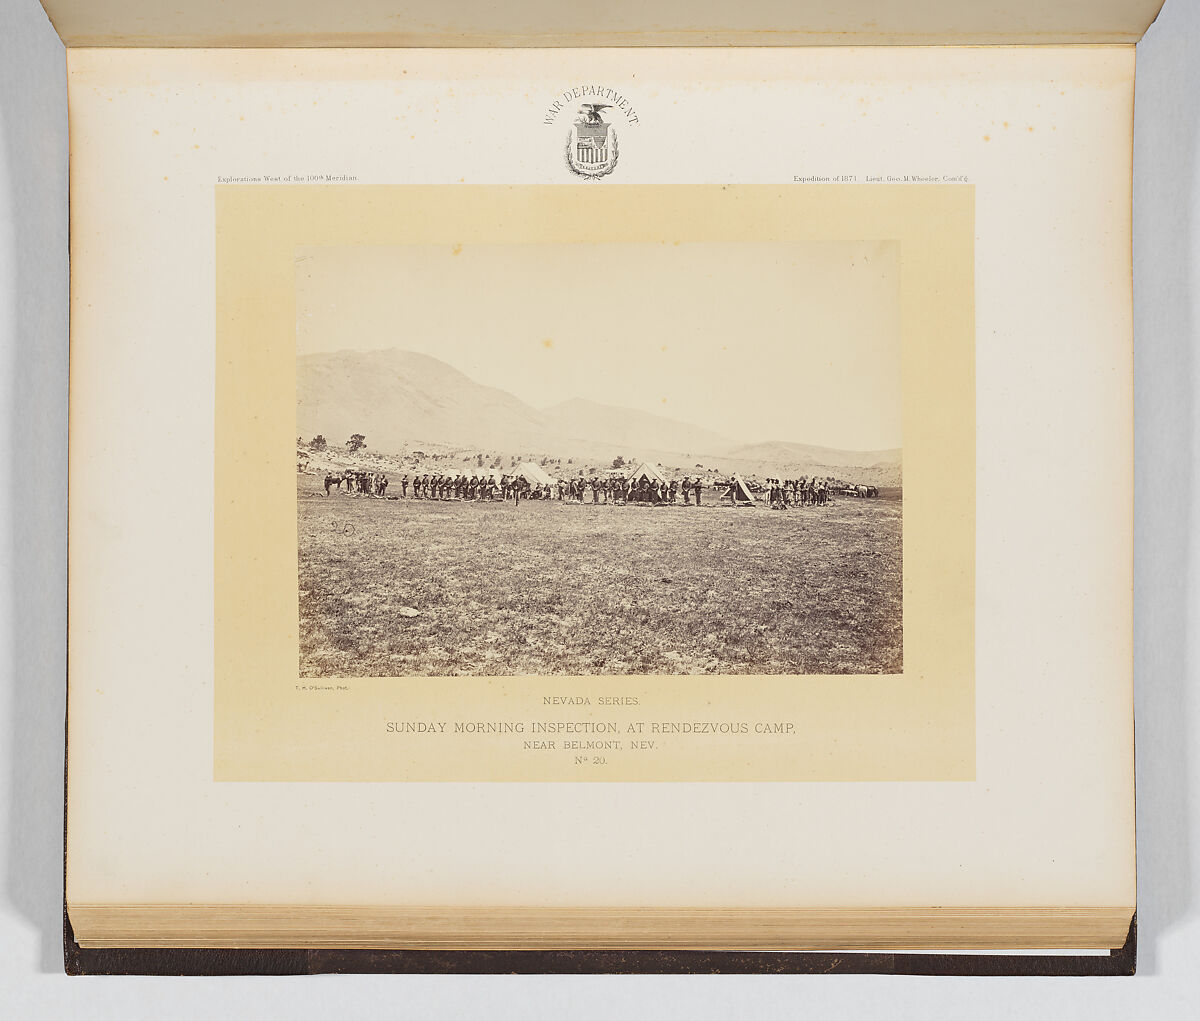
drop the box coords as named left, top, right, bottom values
left=54, top=0, right=1152, bottom=971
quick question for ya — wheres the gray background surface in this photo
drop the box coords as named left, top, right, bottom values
left=2, top=0, right=1197, bottom=1013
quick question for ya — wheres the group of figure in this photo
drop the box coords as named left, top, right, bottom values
left=336, top=472, right=555, bottom=503
left=325, top=468, right=871, bottom=509
left=766, top=477, right=830, bottom=510
left=324, top=469, right=710, bottom=506
left=326, top=470, right=388, bottom=496
left=557, top=475, right=705, bottom=506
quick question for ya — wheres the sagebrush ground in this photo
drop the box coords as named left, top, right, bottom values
left=297, top=475, right=902, bottom=676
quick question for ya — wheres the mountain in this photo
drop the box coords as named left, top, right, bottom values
left=724, top=440, right=902, bottom=470
left=714, top=440, right=903, bottom=487
left=297, top=348, right=736, bottom=459
left=297, top=349, right=547, bottom=453
left=543, top=398, right=736, bottom=459
left=297, top=348, right=900, bottom=483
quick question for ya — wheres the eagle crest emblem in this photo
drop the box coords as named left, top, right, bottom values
left=565, top=103, right=618, bottom=179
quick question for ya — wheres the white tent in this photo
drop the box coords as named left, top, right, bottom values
left=722, top=474, right=757, bottom=506
left=514, top=461, right=557, bottom=487
left=624, top=460, right=669, bottom=486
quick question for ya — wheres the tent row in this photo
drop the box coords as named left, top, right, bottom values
left=492, top=459, right=677, bottom=489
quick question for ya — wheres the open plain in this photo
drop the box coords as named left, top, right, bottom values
left=298, top=475, right=903, bottom=677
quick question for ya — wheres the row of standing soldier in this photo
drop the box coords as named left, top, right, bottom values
left=326, top=471, right=853, bottom=508
left=325, top=471, right=707, bottom=505
left=557, top=476, right=704, bottom=505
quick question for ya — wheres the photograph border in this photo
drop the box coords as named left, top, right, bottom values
left=214, top=183, right=975, bottom=782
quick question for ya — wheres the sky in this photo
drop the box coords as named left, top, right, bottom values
left=296, top=239, right=902, bottom=451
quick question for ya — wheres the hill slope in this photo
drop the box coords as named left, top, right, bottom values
left=543, top=397, right=736, bottom=459
left=297, top=348, right=901, bottom=483
left=713, top=441, right=903, bottom=487
left=297, top=349, right=546, bottom=453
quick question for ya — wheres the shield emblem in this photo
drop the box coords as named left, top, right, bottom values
left=566, top=104, right=619, bottom=178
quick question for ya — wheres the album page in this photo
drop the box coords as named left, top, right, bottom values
left=39, top=0, right=1166, bottom=47
left=66, top=46, right=1134, bottom=930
